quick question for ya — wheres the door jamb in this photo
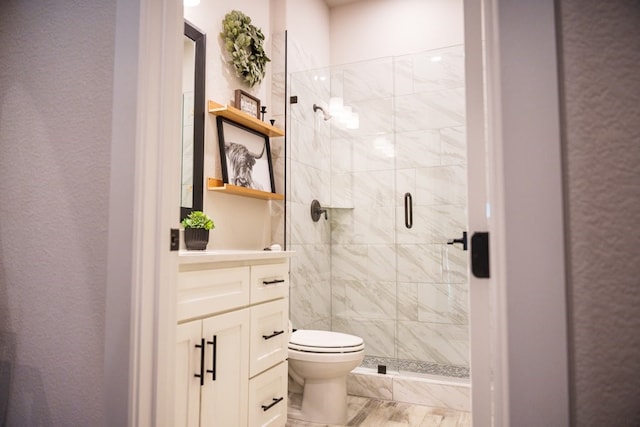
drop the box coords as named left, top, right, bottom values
left=106, top=0, right=182, bottom=425
left=467, top=0, right=571, bottom=425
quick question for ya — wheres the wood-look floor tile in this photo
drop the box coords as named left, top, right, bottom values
left=286, top=395, right=471, bottom=427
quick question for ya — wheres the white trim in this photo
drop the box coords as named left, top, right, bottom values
left=483, top=0, right=570, bottom=425
left=463, top=0, right=493, bottom=425
left=106, top=1, right=141, bottom=424
left=483, top=0, right=510, bottom=423
left=106, top=0, right=182, bottom=425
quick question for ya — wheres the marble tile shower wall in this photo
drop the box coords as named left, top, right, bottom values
left=282, top=40, right=469, bottom=369
left=281, top=34, right=334, bottom=330
left=330, top=46, right=470, bottom=368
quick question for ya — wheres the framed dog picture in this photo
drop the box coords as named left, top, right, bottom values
left=216, top=116, right=276, bottom=193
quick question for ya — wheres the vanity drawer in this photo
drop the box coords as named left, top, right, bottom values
left=249, top=299, right=289, bottom=377
left=248, top=361, right=288, bottom=427
left=177, top=266, right=250, bottom=321
left=250, top=263, right=289, bottom=304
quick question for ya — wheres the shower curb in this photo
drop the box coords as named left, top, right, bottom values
left=347, top=367, right=471, bottom=412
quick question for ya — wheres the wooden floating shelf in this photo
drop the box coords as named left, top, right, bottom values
left=208, top=100, right=285, bottom=137
left=207, top=178, right=285, bottom=201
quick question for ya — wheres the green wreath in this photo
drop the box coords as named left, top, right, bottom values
left=220, top=10, right=270, bottom=88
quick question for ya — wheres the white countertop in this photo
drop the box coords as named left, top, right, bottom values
left=178, top=249, right=294, bottom=264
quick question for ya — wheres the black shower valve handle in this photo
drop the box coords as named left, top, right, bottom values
left=310, top=199, right=328, bottom=222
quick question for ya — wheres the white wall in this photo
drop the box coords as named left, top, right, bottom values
left=185, top=1, right=272, bottom=107
left=558, top=0, right=640, bottom=424
left=285, top=0, right=331, bottom=71
left=0, top=1, right=116, bottom=424
left=185, top=1, right=278, bottom=250
left=330, top=0, right=463, bottom=65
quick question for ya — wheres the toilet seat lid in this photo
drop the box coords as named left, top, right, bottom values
left=289, top=330, right=364, bottom=353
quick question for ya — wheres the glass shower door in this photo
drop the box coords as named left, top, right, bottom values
left=286, top=45, right=469, bottom=380
left=329, top=46, right=470, bottom=378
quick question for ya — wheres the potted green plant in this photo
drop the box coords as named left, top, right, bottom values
left=181, top=211, right=215, bottom=250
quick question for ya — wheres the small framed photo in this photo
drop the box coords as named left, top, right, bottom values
left=234, top=89, right=261, bottom=119
left=216, top=116, right=276, bottom=193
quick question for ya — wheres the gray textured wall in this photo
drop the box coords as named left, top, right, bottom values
left=558, top=0, right=640, bottom=425
left=0, top=1, right=116, bottom=425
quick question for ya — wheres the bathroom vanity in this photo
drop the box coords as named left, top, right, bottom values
left=175, top=250, right=292, bottom=427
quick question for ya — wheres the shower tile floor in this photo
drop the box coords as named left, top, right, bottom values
left=360, top=356, right=469, bottom=379
left=286, top=394, right=471, bottom=427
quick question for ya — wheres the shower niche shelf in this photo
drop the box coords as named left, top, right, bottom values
left=315, top=201, right=355, bottom=210
left=208, top=100, right=284, bottom=137
left=207, top=178, right=285, bottom=201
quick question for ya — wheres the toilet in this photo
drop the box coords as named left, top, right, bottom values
left=287, top=329, right=365, bottom=425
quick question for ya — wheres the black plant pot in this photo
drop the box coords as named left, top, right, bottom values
left=184, top=228, right=209, bottom=250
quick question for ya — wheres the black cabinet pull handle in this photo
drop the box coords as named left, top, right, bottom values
left=206, top=335, right=217, bottom=381
left=262, top=279, right=285, bottom=285
left=404, top=192, right=413, bottom=229
left=262, top=330, right=285, bottom=340
left=194, top=338, right=205, bottom=386
left=261, top=397, right=284, bottom=411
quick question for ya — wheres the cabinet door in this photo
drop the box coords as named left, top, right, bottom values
left=248, top=362, right=288, bottom=427
left=176, top=321, right=203, bottom=427
left=200, top=308, right=250, bottom=427
left=250, top=299, right=289, bottom=377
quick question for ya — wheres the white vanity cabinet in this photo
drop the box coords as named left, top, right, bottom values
left=175, top=251, right=292, bottom=427
left=176, top=308, right=250, bottom=426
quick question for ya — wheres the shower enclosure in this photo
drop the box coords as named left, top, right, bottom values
left=286, top=45, right=469, bottom=380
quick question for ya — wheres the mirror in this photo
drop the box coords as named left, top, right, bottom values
left=181, top=20, right=205, bottom=221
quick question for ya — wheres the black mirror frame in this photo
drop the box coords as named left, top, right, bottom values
left=181, top=20, right=206, bottom=221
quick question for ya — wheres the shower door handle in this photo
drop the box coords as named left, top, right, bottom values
left=404, top=192, right=413, bottom=229
left=447, top=231, right=468, bottom=251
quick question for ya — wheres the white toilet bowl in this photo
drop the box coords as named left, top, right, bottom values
left=288, top=329, right=365, bottom=425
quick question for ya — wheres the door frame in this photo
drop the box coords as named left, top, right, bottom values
left=465, top=0, right=570, bottom=425
left=109, top=0, right=571, bottom=425
left=105, top=0, right=182, bottom=425
left=463, top=0, right=493, bottom=423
